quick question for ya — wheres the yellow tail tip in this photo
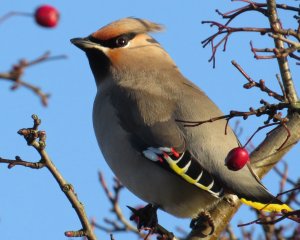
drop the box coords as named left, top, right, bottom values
left=241, top=198, right=293, bottom=212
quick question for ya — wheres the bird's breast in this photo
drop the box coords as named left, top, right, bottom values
left=92, top=92, right=217, bottom=218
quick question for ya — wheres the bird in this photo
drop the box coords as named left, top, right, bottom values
left=71, top=17, right=291, bottom=230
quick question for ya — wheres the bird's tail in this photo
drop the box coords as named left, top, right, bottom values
left=240, top=198, right=292, bottom=212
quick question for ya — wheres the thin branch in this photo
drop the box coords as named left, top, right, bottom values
left=232, top=60, right=284, bottom=101
left=274, top=164, right=298, bottom=186
left=0, top=11, right=32, bottom=25
left=217, top=1, right=300, bottom=20
left=238, top=209, right=300, bottom=227
left=236, top=186, right=300, bottom=230
left=201, top=21, right=272, bottom=67
left=0, top=156, right=45, bottom=169
left=0, top=115, right=97, bottom=240
left=267, top=0, right=299, bottom=103
left=0, top=52, right=67, bottom=106
left=217, top=1, right=300, bottom=38
left=278, top=162, right=288, bottom=196
left=96, top=172, right=143, bottom=236
left=203, top=1, right=300, bottom=68
left=196, top=1, right=300, bottom=239
left=176, top=101, right=290, bottom=128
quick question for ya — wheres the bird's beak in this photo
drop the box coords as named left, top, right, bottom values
left=70, top=37, right=109, bottom=53
left=70, top=37, right=94, bottom=51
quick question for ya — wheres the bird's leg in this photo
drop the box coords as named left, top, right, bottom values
left=128, top=204, right=158, bottom=231
left=128, top=204, right=175, bottom=240
left=190, top=211, right=215, bottom=236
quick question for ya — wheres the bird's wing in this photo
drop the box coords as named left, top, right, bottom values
left=109, top=85, right=186, bottom=151
left=173, top=79, right=291, bottom=212
left=110, top=82, right=290, bottom=212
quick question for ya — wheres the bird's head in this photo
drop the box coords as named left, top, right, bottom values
left=71, top=18, right=178, bottom=87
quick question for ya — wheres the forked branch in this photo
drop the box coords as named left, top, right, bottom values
left=0, top=52, right=66, bottom=106
left=0, top=115, right=97, bottom=240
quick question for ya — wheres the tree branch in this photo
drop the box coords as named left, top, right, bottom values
left=267, top=0, right=299, bottom=103
left=186, top=112, right=300, bottom=240
left=0, top=52, right=66, bottom=106
left=0, top=115, right=97, bottom=240
left=203, top=1, right=300, bottom=67
left=0, top=156, right=45, bottom=169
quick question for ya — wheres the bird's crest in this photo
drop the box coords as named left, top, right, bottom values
left=92, top=17, right=164, bottom=41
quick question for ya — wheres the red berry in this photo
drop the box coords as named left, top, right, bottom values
left=225, top=147, right=249, bottom=171
left=34, top=5, right=59, bottom=28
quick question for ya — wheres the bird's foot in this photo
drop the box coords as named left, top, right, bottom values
left=142, top=147, right=181, bottom=163
left=128, top=204, right=174, bottom=240
left=128, top=204, right=158, bottom=231
left=190, top=211, right=214, bottom=236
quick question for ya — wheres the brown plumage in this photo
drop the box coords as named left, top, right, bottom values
left=71, top=18, right=291, bottom=219
left=92, top=17, right=164, bottom=40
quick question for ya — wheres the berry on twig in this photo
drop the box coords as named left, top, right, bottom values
left=225, top=147, right=250, bottom=171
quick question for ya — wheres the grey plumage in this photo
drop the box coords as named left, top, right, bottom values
left=71, top=17, right=289, bottom=218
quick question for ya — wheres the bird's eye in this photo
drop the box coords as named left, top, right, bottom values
left=115, top=36, right=129, bottom=47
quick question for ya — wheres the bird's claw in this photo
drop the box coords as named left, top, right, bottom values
left=128, top=204, right=158, bottom=231
left=190, top=211, right=215, bottom=236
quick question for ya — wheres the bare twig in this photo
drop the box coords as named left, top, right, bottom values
left=217, top=2, right=300, bottom=20
left=201, top=21, right=272, bottom=67
left=176, top=101, right=289, bottom=127
left=96, top=172, right=143, bottom=236
left=0, top=156, right=45, bottom=169
left=0, top=11, right=32, bottom=25
left=237, top=184, right=300, bottom=230
left=274, top=163, right=298, bottom=186
left=267, top=0, right=299, bottom=103
left=203, top=1, right=300, bottom=69
left=239, top=209, right=300, bottom=227
left=0, top=52, right=67, bottom=106
left=0, top=115, right=97, bottom=240
left=232, top=60, right=285, bottom=101
left=275, top=74, right=287, bottom=102
left=191, top=2, right=300, bottom=239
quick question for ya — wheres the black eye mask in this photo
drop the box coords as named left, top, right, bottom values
left=88, top=33, right=136, bottom=49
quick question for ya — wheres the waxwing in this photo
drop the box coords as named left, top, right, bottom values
left=71, top=18, right=290, bottom=220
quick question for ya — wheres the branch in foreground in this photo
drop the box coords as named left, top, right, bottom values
left=0, top=52, right=66, bottom=106
left=230, top=126, right=300, bottom=238
left=0, top=114, right=96, bottom=240
left=192, top=112, right=300, bottom=240
left=0, top=156, right=45, bottom=169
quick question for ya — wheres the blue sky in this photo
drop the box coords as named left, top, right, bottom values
left=1, top=1, right=299, bottom=239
